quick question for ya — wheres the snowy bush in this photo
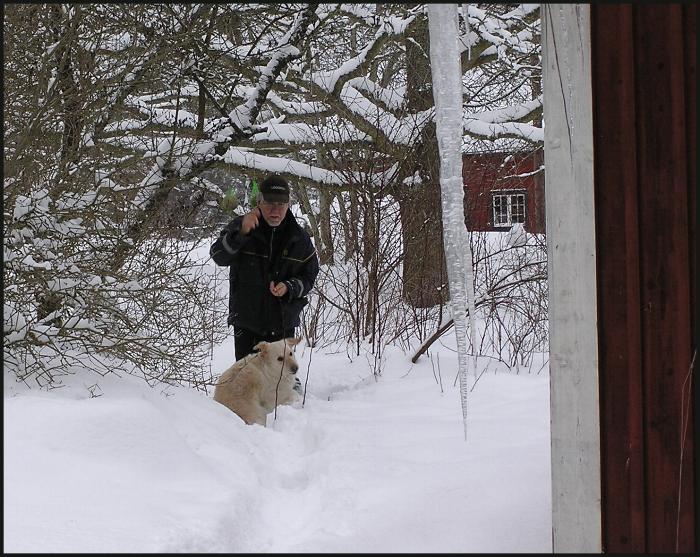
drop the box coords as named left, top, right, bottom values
left=301, top=189, right=548, bottom=374
left=3, top=183, right=228, bottom=388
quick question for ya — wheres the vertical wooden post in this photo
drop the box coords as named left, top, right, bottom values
left=542, top=4, right=602, bottom=552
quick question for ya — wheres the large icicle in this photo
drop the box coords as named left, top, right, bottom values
left=427, top=4, right=477, bottom=440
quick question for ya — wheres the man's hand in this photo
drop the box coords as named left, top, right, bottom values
left=270, top=281, right=288, bottom=297
left=240, top=207, right=261, bottom=235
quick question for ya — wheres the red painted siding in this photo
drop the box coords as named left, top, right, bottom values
left=592, top=6, right=646, bottom=551
left=592, top=4, right=696, bottom=553
left=462, top=149, right=545, bottom=233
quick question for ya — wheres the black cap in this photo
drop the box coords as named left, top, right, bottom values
left=259, top=174, right=290, bottom=203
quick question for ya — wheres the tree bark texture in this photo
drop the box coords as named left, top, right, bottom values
left=399, top=12, right=448, bottom=308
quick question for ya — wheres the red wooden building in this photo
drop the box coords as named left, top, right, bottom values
left=462, top=149, right=545, bottom=234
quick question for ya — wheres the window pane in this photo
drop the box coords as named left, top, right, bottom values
left=511, top=194, right=526, bottom=223
left=493, top=195, right=508, bottom=225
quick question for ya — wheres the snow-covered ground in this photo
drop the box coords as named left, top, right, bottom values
left=4, top=333, right=551, bottom=553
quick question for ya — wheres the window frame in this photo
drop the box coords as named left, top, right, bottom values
left=492, top=189, right=527, bottom=228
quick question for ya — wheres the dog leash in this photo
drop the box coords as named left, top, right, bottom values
left=271, top=295, right=313, bottom=420
left=300, top=305, right=312, bottom=407
left=272, top=297, right=287, bottom=421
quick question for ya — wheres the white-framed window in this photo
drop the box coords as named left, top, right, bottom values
left=492, top=191, right=526, bottom=227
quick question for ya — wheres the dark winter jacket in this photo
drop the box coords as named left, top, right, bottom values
left=209, top=210, right=319, bottom=336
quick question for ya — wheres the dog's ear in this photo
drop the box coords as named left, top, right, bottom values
left=253, top=341, right=268, bottom=354
left=286, top=337, right=301, bottom=347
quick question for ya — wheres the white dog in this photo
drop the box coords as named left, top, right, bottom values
left=213, top=337, right=301, bottom=426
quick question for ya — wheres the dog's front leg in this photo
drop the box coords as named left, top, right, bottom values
left=277, top=389, right=300, bottom=406
left=232, top=401, right=267, bottom=426
left=250, top=405, right=267, bottom=426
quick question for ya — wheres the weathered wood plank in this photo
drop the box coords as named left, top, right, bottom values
left=590, top=4, right=646, bottom=552
left=634, top=4, right=694, bottom=552
left=542, top=4, right=601, bottom=552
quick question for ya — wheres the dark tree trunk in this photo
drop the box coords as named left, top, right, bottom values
left=337, top=189, right=358, bottom=262
left=399, top=13, right=449, bottom=308
left=397, top=123, right=448, bottom=308
left=318, top=189, right=334, bottom=265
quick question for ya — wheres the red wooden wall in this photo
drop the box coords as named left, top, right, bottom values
left=591, top=4, right=696, bottom=553
left=462, top=149, right=545, bottom=233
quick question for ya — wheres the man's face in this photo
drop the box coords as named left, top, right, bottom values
left=258, top=199, right=288, bottom=227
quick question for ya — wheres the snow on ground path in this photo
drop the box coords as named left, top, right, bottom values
left=167, top=344, right=552, bottom=553
left=3, top=343, right=551, bottom=553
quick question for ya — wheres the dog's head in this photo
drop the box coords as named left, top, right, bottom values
left=254, top=337, right=300, bottom=375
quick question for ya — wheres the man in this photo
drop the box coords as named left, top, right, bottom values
left=210, top=174, right=319, bottom=370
